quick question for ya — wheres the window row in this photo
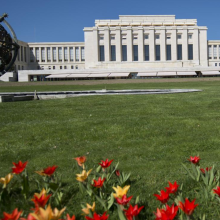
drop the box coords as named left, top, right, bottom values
left=99, top=34, right=192, bottom=40
left=208, top=45, right=220, bottom=59
left=99, top=44, right=193, bottom=61
left=30, top=47, right=85, bottom=62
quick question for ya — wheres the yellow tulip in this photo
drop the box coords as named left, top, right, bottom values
left=112, top=185, right=130, bottom=198
left=31, top=205, right=53, bottom=220
left=51, top=207, right=66, bottom=220
left=35, top=170, right=46, bottom=176
left=0, top=173, right=13, bottom=188
left=31, top=205, right=66, bottom=220
left=82, top=202, right=95, bottom=215
left=34, top=188, right=48, bottom=198
left=76, top=169, right=92, bottom=182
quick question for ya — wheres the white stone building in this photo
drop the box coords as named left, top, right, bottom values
left=1, top=15, right=220, bottom=82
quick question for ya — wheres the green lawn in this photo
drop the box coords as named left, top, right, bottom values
left=1, top=80, right=220, bottom=218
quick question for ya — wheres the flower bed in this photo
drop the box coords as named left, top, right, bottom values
left=0, top=156, right=220, bottom=219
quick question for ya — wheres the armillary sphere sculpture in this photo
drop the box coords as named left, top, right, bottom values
left=0, top=13, right=19, bottom=76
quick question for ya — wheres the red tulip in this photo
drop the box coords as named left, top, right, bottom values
left=20, top=213, right=36, bottom=220
left=115, top=194, right=133, bottom=206
left=200, top=167, right=212, bottom=174
left=66, top=214, right=76, bottom=220
left=124, top=204, right=144, bottom=220
left=32, top=193, right=51, bottom=208
left=74, top=156, right=86, bottom=167
left=155, top=204, right=178, bottom=220
left=12, top=161, right=28, bottom=174
left=179, top=198, right=198, bottom=216
left=115, top=170, right=120, bottom=177
left=92, top=177, right=106, bottom=188
left=2, top=208, right=22, bottom=220
left=85, top=212, right=109, bottom=220
left=188, top=156, right=200, bottom=164
left=213, top=186, right=220, bottom=197
left=43, top=165, right=58, bottom=176
left=99, top=159, right=113, bottom=169
left=165, top=181, right=179, bottom=194
left=154, top=190, right=169, bottom=204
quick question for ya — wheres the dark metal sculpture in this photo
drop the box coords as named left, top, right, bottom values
left=0, top=13, right=19, bottom=76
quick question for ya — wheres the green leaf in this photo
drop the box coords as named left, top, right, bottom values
left=107, top=193, right=114, bottom=210
left=49, top=182, right=59, bottom=192
left=116, top=204, right=127, bottom=220
left=182, top=163, right=195, bottom=180
left=96, top=165, right=102, bottom=173
left=135, top=195, right=139, bottom=204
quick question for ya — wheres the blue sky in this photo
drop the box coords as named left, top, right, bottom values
left=2, top=0, right=220, bottom=42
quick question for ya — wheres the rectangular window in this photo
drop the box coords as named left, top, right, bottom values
left=60, top=66, right=62, bottom=69
left=53, top=66, right=55, bottom=69
left=75, top=47, right=79, bottom=61
left=133, top=45, right=138, bottom=61
left=69, top=47, right=73, bottom=61
left=177, top=34, right=182, bottom=39
left=144, top=45, right=149, bottom=61
left=64, top=47, right=68, bottom=61
left=166, top=45, right=171, bottom=60
left=215, top=63, right=217, bottom=66
left=58, top=47, right=62, bottom=62
left=99, top=45, right=105, bottom=61
left=64, top=66, right=67, bottom=69
left=155, top=34, right=160, bottom=39
left=213, top=45, right=217, bottom=59
left=41, top=48, right=45, bottom=62
left=47, top=47, right=51, bottom=61
left=110, top=35, right=115, bottom=40
left=133, top=35, right=138, bottom=40
left=71, top=65, right=74, bottom=69
left=208, top=45, right=212, bottom=59
left=36, top=48, right=39, bottom=62
left=166, top=34, right=171, bottom=39
left=110, top=45, right=116, bottom=61
left=21, top=46, right=23, bottom=62
left=99, top=35, right=104, bottom=40
left=122, top=45, right=127, bottom=61
left=30, top=48, right=34, bottom=62
left=144, top=34, right=149, bottom=40
left=155, top=45, right=160, bottom=61
left=81, top=47, right=85, bottom=61
left=177, top=44, right=182, bottom=60
left=24, top=47, right=27, bottom=62
left=188, top=44, right=193, bottom=60
left=219, top=46, right=220, bottom=58
left=188, top=34, right=192, bottom=40
left=52, top=47, right=56, bottom=61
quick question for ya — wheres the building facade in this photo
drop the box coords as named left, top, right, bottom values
left=1, top=15, right=220, bottom=82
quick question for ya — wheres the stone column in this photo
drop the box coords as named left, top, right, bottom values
left=93, top=27, right=99, bottom=62
left=50, top=47, right=52, bottom=62
left=39, top=47, right=42, bottom=62
left=193, top=28, right=199, bottom=62
left=104, top=27, right=110, bottom=62
left=160, top=28, right=166, bottom=61
left=62, top=47, right=65, bottom=62
left=56, top=47, right=59, bottom=63
left=116, top=27, right=121, bottom=62
left=127, top=27, right=132, bottom=62
left=68, top=47, right=70, bottom=62
left=182, top=28, right=188, bottom=61
left=171, top=28, right=177, bottom=61
left=138, top=27, right=144, bottom=62
left=45, top=47, right=48, bottom=64
left=149, top=28, right=155, bottom=61
left=79, top=46, right=81, bottom=62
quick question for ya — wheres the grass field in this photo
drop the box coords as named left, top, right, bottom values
left=1, top=79, right=220, bottom=218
